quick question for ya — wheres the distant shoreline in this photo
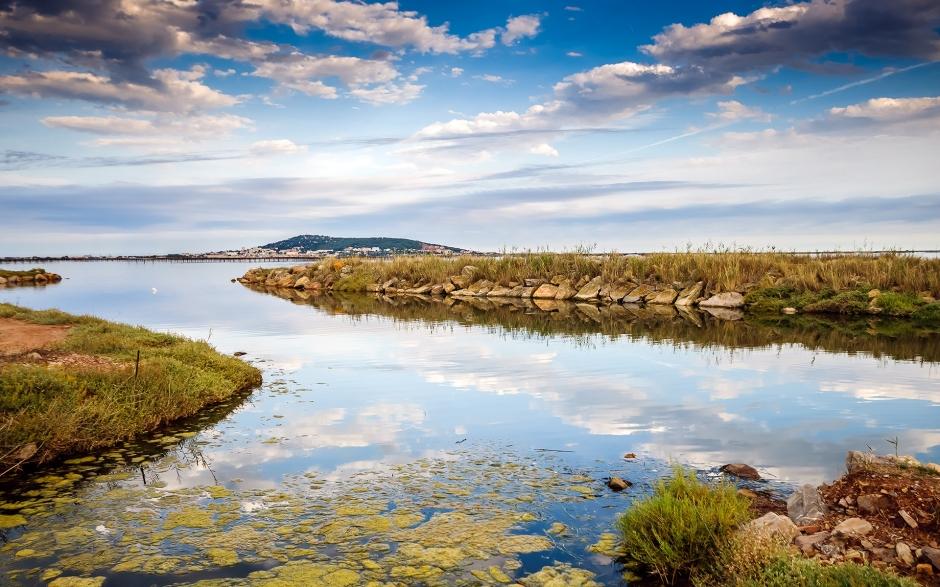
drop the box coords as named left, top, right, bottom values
left=2, top=249, right=939, bottom=264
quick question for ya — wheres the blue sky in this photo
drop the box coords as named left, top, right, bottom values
left=1, top=0, right=939, bottom=254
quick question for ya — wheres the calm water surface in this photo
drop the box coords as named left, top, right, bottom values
left=1, top=261, right=938, bottom=586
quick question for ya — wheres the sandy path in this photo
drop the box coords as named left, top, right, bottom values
left=0, top=318, right=70, bottom=357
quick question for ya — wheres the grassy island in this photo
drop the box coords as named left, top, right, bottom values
left=239, top=252, right=940, bottom=322
left=0, top=304, right=261, bottom=474
left=0, top=267, right=61, bottom=287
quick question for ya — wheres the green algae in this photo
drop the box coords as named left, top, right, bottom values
left=48, top=577, right=106, bottom=587
left=0, top=513, right=27, bottom=528
left=205, top=547, right=238, bottom=566
left=520, top=564, right=601, bottom=586
left=164, top=507, right=213, bottom=529
left=587, top=532, right=621, bottom=557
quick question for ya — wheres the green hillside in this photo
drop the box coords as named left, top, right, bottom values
left=261, top=234, right=464, bottom=253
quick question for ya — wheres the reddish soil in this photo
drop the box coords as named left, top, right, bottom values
left=0, top=317, right=70, bottom=357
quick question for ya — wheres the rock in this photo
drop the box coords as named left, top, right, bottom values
left=699, top=292, right=745, bottom=308
left=430, top=285, right=444, bottom=296
left=523, top=278, right=544, bottom=288
left=290, top=265, right=307, bottom=274
left=623, top=452, right=636, bottom=459
left=648, top=288, right=679, bottom=305
left=487, top=286, right=512, bottom=297
left=26, top=351, right=43, bottom=361
left=461, top=265, right=478, bottom=278
left=795, top=531, right=830, bottom=556
left=738, top=488, right=759, bottom=499
left=573, top=276, right=604, bottom=300
left=550, top=275, right=566, bottom=286
left=0, top=276, right=6, bottom=286
left=899, top=509, right=918, bottom=529
left=856, top=493, right=891, bottom=514
left=927, top=462, right=940, bottom=474
left=845, top=450, right=892, bottom=474
left=411, top=284, right=431, bottom=295
left=13, top=442, right=37, bottom=462
left=294, top=276, right=311, bottom=289
left=606, top=477, right=631, bottom=492
left=233, top=351, right=247, bottom=357
left=554, top=280, right=578, bottom=300
left=833, top=517, right=873, bottom=537
left=607, top=284, right=634, bottom=303
left=443, top=282, right=456, bottom=294
left=923, top=547, right=940, bottom=571
left=786, top=484, right=828, bottom=525
left=782, top=307, right=798, bottom=314
left=622, top=284, right=655, bottom=304
left=719, top=463, right=761, bottom=480
left=896, top=542, right=914, bottom=566
left=746, top=512, right=800, bottom=542
left=916, top=564, right=934, bottom=576
left=468, top=280, right=494, bottom=295
left=674, top=281, right=703, bottom=306
left=532, top=284, right=559, bottom=299
left=449, top=275, right=470, bottom=289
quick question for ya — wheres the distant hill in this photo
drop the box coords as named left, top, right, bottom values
left=260, top=234, right=467, bottom=253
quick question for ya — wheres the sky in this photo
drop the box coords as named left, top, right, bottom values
left=1, top=0, right=939, bottom=255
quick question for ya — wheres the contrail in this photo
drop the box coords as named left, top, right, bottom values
left=790, top=61, right=936, bottom=105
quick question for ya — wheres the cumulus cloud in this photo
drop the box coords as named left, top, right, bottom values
left=0, top=66, right=238, bottom=113
left=251, top=53, right=407, bottom=100
left=529, top=144, right=559, bottom=157
left=348, top=82, right=424, bottom=105
left=41, top=112, right=253, bottom=148
left=501, top=14, right=542, bottom=46
left=643, top=0, right=940, bottom=74
left=829, top=96, right=940, bottom=122
left=449, top=67, right=464, bottom=78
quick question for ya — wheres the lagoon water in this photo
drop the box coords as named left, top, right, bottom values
left=1, top=261, right=939, bottom=585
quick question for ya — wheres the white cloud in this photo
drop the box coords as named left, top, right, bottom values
left=250, top=139, right=308, bottom=156
left=566, top=51, right=583, bottom=58
left=450, top=67, right=464, bottom=78
left=348, top=82, right=424, bottom=105
left=475, top=74, right=513, bottom=84
left=529, top=143, right=559, bottom=157
left=564, top=6, right=583, bottom=12
left=829, top=96, right=940, bottom=122
left=708, top=100, right=772, bottom=122
left=0, top=66, right=238, bottom=113
left=41, top=113, right=253, bottom=148
left=501, top=14, right=542, bottom=46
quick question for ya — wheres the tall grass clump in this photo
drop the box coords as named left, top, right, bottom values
left=617, top=465, right=751, bottom=584
left=0, top=303, right=261, bottom=472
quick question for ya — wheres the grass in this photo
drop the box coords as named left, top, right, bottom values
left=616, top=465, right=916, bottom=586
left=0, top=304, right=261, bottom=473
left=616, top=465, right=752, bottom=584
left=248, top=251, right=940, bottom=298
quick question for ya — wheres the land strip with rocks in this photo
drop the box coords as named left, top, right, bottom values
left=238, top=254, right=940, bottom=320
left=0, top=268, right=62, bottom=288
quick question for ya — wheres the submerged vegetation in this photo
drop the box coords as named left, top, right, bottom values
left=616, top=466, right=918, bottom=586
left=0, top=304, right=261, bottom=472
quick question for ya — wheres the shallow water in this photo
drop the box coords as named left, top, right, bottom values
left=1, top=261, right=939, bottom=586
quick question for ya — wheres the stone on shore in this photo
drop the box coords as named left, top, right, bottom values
left=856, top=493, right=891, bottom=514
left=573, top=276, right=604, bottom=300
left=719, top=463, right=761, bottom=480
left=699, top=292, right=745, bottom=308
left=795, top=531, right=830, bottom=556
left=648, top=288, right=679, bottom=305
left=622, top=284, right=655, bottom=304
left=746, top=512, right=800, bottom=542
left=832, top=517, right=873, bottom=537
left=532, top=284, right=559, bottom=299
left=607, top=284, right=634, bottom=303
left=294, top=276, right=312, bottom=289
left=554, top=280, right=578, bottom=300
left=606, top=477, right=631, bottom=492
left=674, top=282, right=704, bottom=306
left=787, top=484, right=828, bottom=525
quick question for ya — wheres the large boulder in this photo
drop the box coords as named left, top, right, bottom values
left=699, top=292, right=745, bottom=308
left=622, top=284, right=655, bottom=304
left=795, top=531, right=830, bottom=556
left=607, top=284, right=634, bottom=303
left=573, top=276, right=604, bottom=300
left=720, top=463, right=761, bottom=480
left=745, top=512, right=800, bottom=542
left=786, top=484, right=828, bottom=525
left=555, top=280, right=578, bottom=300
left=675, top=282, right=704, bottom=306
left=648, top=288, right=679, bottom=305
left=461, top=265, right=478, bottom=278
left=450, top=275, right=470, bottom=289
left=468, top=280, right=494, bottom=295
left=487, top=285, right=512, bottom=297
left=294, top=276, right=312, bottom=289
left=532, top=283, right=560, bottom=299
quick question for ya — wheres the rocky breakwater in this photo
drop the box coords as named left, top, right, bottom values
left=0, top=268, right=62, bottom=288
left=740, top=451, right=940, bottom=584
left=238, top=263, right=750, bottom=319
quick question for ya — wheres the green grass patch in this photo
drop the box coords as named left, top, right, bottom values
left=0, top=267, right=46, bottom=279
left=725, top=552, right=918, bottom=587
left=0, top=303, right=261, bottom=471
left=616, top=465, right=751, bottom=584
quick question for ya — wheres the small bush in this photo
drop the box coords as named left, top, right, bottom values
left=873, top=292, right=924, bottom=317
left=913, top=302, right=940, bottom=324
left=736, top=554, right=918, bottom=587
left=804, top=289, right=869, bottom=315
left=617, top=465, right=751, bottom=584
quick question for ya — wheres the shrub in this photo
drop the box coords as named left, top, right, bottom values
left=735, top=554, right=918, bottom=587
left=804, top=289, right=869, bottom=315
left=616, top=465, right=751, bottom=584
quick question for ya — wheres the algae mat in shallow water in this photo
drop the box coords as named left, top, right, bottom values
left=0, top=443, right=640, bottom=586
